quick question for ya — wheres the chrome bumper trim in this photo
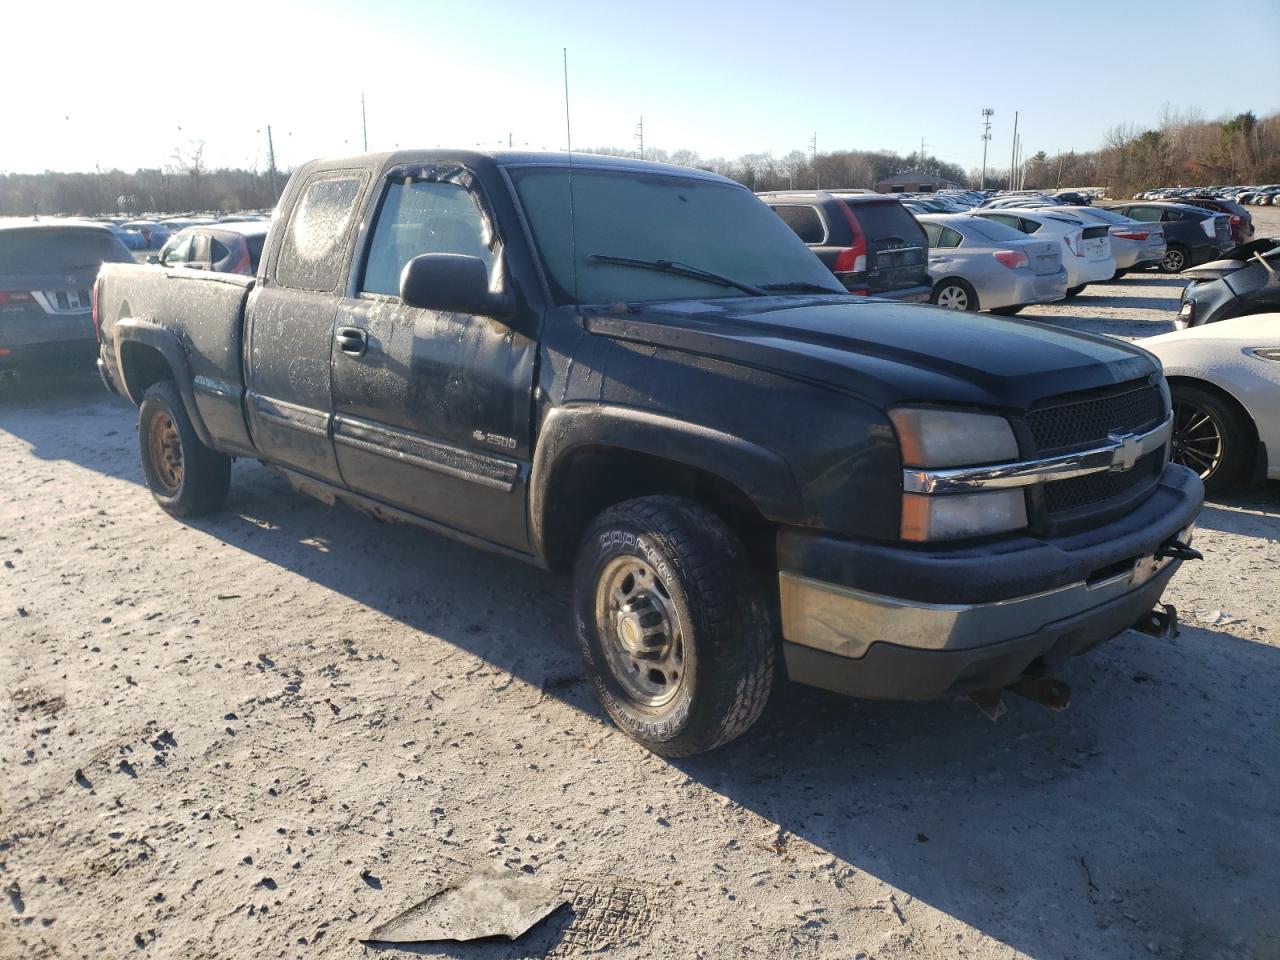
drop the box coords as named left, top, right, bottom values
left=779, top=535, right=1189, bottom=659
left=903, top=415, right=1172, bottom=494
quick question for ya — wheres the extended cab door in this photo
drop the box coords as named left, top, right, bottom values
left=244, top=170, right=369, bottom=484
left=329, top=169, right=536, bottom=552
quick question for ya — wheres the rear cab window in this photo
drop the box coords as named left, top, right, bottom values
left=275, top=174, right=365, bottom=292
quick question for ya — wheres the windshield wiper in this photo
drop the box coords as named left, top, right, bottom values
left=759, top=281, right=844, bottom=294
left=585, top=254, right=766, bottom=297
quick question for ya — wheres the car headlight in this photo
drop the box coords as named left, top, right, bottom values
left=889, top=407, right=1026, bottom=542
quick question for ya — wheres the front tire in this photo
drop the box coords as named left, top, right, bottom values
left=1169, top=382, right=1252, bottom=495
left=931, top=279, right=978, bottom=311
left=572, top=496, right=775, bottom=757
left=138, top=380, right=230, bottom=516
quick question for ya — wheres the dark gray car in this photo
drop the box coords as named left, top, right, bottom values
left=0, top=221, right=134, bottom=374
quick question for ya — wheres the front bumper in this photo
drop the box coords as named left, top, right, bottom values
left=777, top=463, right=1203, bottom=700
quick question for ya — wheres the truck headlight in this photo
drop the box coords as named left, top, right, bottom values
left=889, top=407, right=1026, bottom=542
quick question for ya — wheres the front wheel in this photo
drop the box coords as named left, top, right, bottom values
left=572, top=496, right=775, bottom=757
left=1169, top=383, right=1252, bottom=495
left=931, top=279, right=978, bottom=311
left=138, top=380, right=231, bottom=516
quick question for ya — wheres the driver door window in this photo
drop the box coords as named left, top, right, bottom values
left=160, top=235, right=192, bottom=266
left=360, top=180, right=498, bottom=297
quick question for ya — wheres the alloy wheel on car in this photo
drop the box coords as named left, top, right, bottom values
left=1171, top=398, right=1224, bottom=480
left=935, top=284, right=970, bottom=310
left=1162, top=248, right=1187, bottom=272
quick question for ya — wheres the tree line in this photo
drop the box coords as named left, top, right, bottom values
left=3, top=109, right=1275, bottom=217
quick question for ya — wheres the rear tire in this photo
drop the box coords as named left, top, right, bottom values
left=138, top=380, right=230, bottom=516
left=1161, top=245, right=1189, bottom=274
left=1169, top=382, right=1252, bottom=496
left=1065, top=285, right=1086, bottom=298
left=1111, top=269, right=1128, bottom=281
left=931, top=279, right=979, bottom=311
left=572, top=496, right=775, bottom=757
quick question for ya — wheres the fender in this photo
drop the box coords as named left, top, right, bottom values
left=529, top=403, right=805, bottom=565
left=112, top=318, right=217, bottom=450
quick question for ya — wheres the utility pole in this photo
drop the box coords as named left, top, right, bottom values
left=980, top=108, right=994, bottom=189
left=635, top=116, right=644, bottom=161
left=809, top=132, right=818, bottom=189
left=1009, top=110, right=1019, bottom=191
left=266, top=124, right=278, bottom=199
left=361, top=92, right=368, bottom=152
left=508, top=132, right=513, bottom=148
left=920, top=136, right=926, bottom=168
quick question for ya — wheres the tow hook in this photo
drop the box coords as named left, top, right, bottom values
left=1155, top=538, right=1202, bottom=562
left=963, top=675, right=1072, bottom=721
left=1133, top=602, right=1179, bottom=640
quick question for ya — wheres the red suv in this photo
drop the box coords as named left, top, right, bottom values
left=757, top=191, right=931, bottom=301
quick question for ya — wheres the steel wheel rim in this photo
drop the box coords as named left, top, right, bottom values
left=1163, top=249, right=1185, bottom=272
left=148, top=412, right=183, bottom=493
left=593, top=555, right=685, bottom=707
left=936, top=285, right=969, bottom=310
left=1171, top=399, right=1223, bottom=480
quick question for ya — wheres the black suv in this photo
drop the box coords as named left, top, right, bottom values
left=1101, top=201, right=1233, bottom=273
left=757, top=191, right=931, bottom=300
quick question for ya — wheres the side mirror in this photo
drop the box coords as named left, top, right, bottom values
left=146, top=254, right=160, bottom=265
left=399, top=254, right=511, bottom=318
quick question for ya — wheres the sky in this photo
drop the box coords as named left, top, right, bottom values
left=4, top=0, right=1279, bottom=176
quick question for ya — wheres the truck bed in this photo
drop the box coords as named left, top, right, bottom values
left=97, top=263, right=258, bottom=456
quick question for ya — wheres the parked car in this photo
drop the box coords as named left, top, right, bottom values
left=1176, top=241, right=1280, bottom=329
left=757, top=190, right=931, bottom=300
left=0, top=220, right=133, bottom=374
left=1101, top=202, right=1232, bottom=273
left=916, top=213, right=1067, bottom=314
left=972, top=208, right=1115, bottom=295
left=1174, top=196, right=1255, bottom=244
left=1142, top=314, right=1280, bottom=492
left=1060, top=206, right=1167, bottom=276
left=124, top=221, right=172, bottom=249
left=101, top=222, right=145, bottom=251
left=93, top=148, right=1202, bottom=755
left=151, top=221, right=270, bottom=275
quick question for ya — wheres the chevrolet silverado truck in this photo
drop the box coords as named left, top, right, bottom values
left=95, top=151, right=1204, bottom=756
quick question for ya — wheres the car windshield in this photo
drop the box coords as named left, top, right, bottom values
left=0, top=228, right=133, bottom=274
left=510, top=167, right=841, bottom=305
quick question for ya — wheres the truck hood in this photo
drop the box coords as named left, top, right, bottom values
left=583, top=296, right=1158, bottom=410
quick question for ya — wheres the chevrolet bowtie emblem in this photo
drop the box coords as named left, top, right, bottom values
left=1108, top=432, right=1142, bottom=471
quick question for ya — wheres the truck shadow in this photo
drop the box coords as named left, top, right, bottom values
left=178, top=461, right=1280, bottom=959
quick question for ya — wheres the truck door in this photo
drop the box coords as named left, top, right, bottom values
left=244, top=170, right=369, bottom=484
left=329, top=169, right=536, bottom=553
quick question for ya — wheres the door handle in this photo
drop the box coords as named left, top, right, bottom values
left=335, top=326, right=367, bottom=356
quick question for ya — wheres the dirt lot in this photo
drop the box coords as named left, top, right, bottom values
left=3, top=209, right=1279, bottom=960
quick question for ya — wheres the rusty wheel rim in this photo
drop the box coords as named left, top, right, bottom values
left=148, top=412, right=183, bottom=493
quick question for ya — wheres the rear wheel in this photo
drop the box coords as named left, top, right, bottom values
left=1169, top=382, right=1252, bottom=495
left=1161, top=245, right=1189, bottom=274
left=572, top=496, right=775, bottom=757
left=138, top=380, right=230, bottom=516
left=931, top=279, right=978, bottom=311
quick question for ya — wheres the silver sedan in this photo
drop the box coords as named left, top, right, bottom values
left=917, top=214, right=1068, bottom=314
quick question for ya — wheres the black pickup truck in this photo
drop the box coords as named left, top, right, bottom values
left=95, top=150, right=1203, bottom=756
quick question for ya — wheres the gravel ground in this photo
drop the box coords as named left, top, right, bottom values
left=2, top=209, right=1278, bottom=960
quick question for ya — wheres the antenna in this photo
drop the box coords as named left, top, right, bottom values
left=563, top=48, right=580, bottom=306
left=361, top=91, right=368, bottom=152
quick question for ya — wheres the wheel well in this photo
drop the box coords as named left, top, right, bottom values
left=119, top=342, right=175, bottom=405
left=541, top=447, right=776, bottom=576
left=1166, top=375, right=1258, bottom=450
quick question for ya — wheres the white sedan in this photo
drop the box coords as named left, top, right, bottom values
left=1142, top=313, right=1280, bottom=493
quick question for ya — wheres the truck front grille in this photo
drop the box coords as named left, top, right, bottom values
left=1022, top=379, right=1168, bottom=534
left=1026, top=382, right=1164, bottom=453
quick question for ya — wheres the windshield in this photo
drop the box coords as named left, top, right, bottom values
left=510, top=167, right=840, bottom=304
